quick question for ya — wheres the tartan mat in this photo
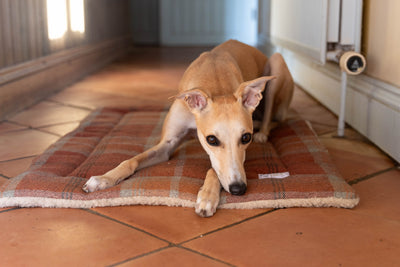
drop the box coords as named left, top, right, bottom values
left=0, top=108, right=359, bottom=209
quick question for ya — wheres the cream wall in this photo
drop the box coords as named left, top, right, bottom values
left=363, top=0, right=400, bottom=87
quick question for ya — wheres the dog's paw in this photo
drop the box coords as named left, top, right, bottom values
left=253, top=132, right=268, bottom=143
left=83, top=175, right=115, bottom=193
left=195, top=187, right=219, bottom=217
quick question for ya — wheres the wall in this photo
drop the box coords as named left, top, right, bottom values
left=0, top=0, right=130, bottom=69
left=257, top=0, right=400, bottom=162
left=130, top=0, right=159, bottom=44
left=160, top=0, right=258, bottom=46
left=0, top=0, right=131, bottom=119
left=0, top=0, right=49, bottom=69
left=363, top=0, right=400, bottom=87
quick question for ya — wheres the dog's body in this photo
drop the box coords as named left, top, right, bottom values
left=83, top=40, right=294, bottom=217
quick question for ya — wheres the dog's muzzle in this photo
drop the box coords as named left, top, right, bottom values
left=229, top=182, right=247, bottom=195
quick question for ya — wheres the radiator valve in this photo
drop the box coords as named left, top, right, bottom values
left=339, top=51, right=366, bottom=75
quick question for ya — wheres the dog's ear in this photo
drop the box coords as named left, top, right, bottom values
left=176, top=89, right=211, bottom=113
left=235, top=76, right=275, bottom=112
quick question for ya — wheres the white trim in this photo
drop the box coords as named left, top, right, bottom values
left=0, top=37, right=130, bottom=120
left=270, top=36, right=325, bottom=65
left=0, top=36, right=129, bottom=86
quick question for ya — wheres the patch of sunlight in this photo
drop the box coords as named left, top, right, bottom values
left=47, top=0, right=68, bottom=40
left=69, top=0, right=85, bottom=33
left=47, top=0, right=85, bottom=40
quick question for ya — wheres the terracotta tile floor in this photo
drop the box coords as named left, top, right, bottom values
left=0, top=47, right=399, bottom=266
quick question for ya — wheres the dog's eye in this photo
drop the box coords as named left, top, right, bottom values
left=206, top=135, right=220, bottom=146
left=241, top=133, right=252, bottom=144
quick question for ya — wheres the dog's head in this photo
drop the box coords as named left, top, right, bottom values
left=178, top=76, right=274, bottom=195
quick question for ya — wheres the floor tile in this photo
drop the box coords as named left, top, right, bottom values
left=92, top=205, right=269, bottom=244
left=0, top=156, right=34, bottom=178
left=0, top=122, right=27, bottom=133
left=0, top=208, right=167, bottom=266
left=48, top=47, right=202, bottom=111
left=308, top=122, right=337, bottom=136
left=319, top=131, right=394, bottom=181
left=39, top=121, right=80, bottom=136
left=353, top=169, right=400, bottom=222
left=119, top=247, right=228, bottom=267
left=50, top=85, right=173, bottom=110
left=50, top=87, right=121, bottom=110
left=70, top=65, right=184, bottom=95
left=0, top=129, right=59, bottom=161
left=8, top=101, right=90, bottom=128
left=291, top=87, right=339, bottom=135
left=184, top=208, right=400, bottom=267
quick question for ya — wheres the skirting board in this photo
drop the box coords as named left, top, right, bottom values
left=0, top=36, right=130, bottom=120
left=259, top=39, right=400, bottom=163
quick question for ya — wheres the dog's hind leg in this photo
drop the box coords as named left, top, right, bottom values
left=253, top=53, right=293, bottom=143
left=83, top=101, right=195, bottom=193
left=253, top=77, right=275, bottom=143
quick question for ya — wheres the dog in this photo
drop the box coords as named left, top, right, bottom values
left=83, top=40, right=294, bottom=217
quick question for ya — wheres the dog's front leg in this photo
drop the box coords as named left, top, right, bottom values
left=83, top=140, right=177, bottom=193
left=83, top=101, right=194, bottom=193
left=195, top=168, right=221, bottom=217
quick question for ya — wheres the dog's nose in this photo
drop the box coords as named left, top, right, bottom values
left=229, top=182, right=247, bottom=195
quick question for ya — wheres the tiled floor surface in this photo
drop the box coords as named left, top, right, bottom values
left=0, top=47, right=399, bottom=266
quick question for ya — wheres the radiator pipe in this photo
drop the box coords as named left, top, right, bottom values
left=336, top=51, right=366, bottom=137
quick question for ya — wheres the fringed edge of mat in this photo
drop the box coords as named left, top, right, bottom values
left=0, top=195, right=359, bottom=210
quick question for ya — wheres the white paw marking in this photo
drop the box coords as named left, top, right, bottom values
left=195, top=192, right=219, bottom=217
left=253, top=132, right=268, bottom=143
left=82, top=176, right=114, bottom=193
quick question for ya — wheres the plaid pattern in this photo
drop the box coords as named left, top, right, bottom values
left=0, top=108, right=359, bottom=209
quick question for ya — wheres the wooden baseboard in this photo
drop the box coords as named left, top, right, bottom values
left=0, top=36, right=130, bottom=120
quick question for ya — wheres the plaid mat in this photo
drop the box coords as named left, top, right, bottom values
left=0, top=108, right=359, bottom=209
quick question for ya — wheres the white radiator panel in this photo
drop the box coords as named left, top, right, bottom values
left=270, top=0, right=328, bottom=64
left=270, top=0, right=363, bottom=63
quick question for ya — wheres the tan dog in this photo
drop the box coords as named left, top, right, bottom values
left=83, top=40, right=294, bottom=217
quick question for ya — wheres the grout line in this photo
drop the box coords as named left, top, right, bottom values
left=0, top=123, right=30, bottom=134
left=0, top=120, right=29, bottom=132
left=1, top=119, right=63, bottom=138
left=33, top=121, right=83, bottom=137
left=0, top=174, right=10, bottom=179
left=4, top=119, right=82, bottom=137
left=46, top=99, right=94, bottom=111
left=308, top=121, right=337, bottom=129
left=179, top=246, right=236, bottom=267
left=0, top=155, right=36, bottom=164
left=108, top=243, right=235, bottom=267
left=179, top=209, right=278, bottom=246
left=3, top=120, right=34, bottom=129
left=0, top=207, right=20, bottom=214
left=86, top=208, right=275, bottom=267
left=35, top=120, right=83, bottom=129
left=0, top=123, right=62, bottom=139
left=348, top=166, right=398, bottom=185
left=32, top=128, right=63, bottom=137
left=83, top=208, right=172, bottom=245
left=0, top=155, right=37, bottom=164
left=107, top=245, right=172, bottom=267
